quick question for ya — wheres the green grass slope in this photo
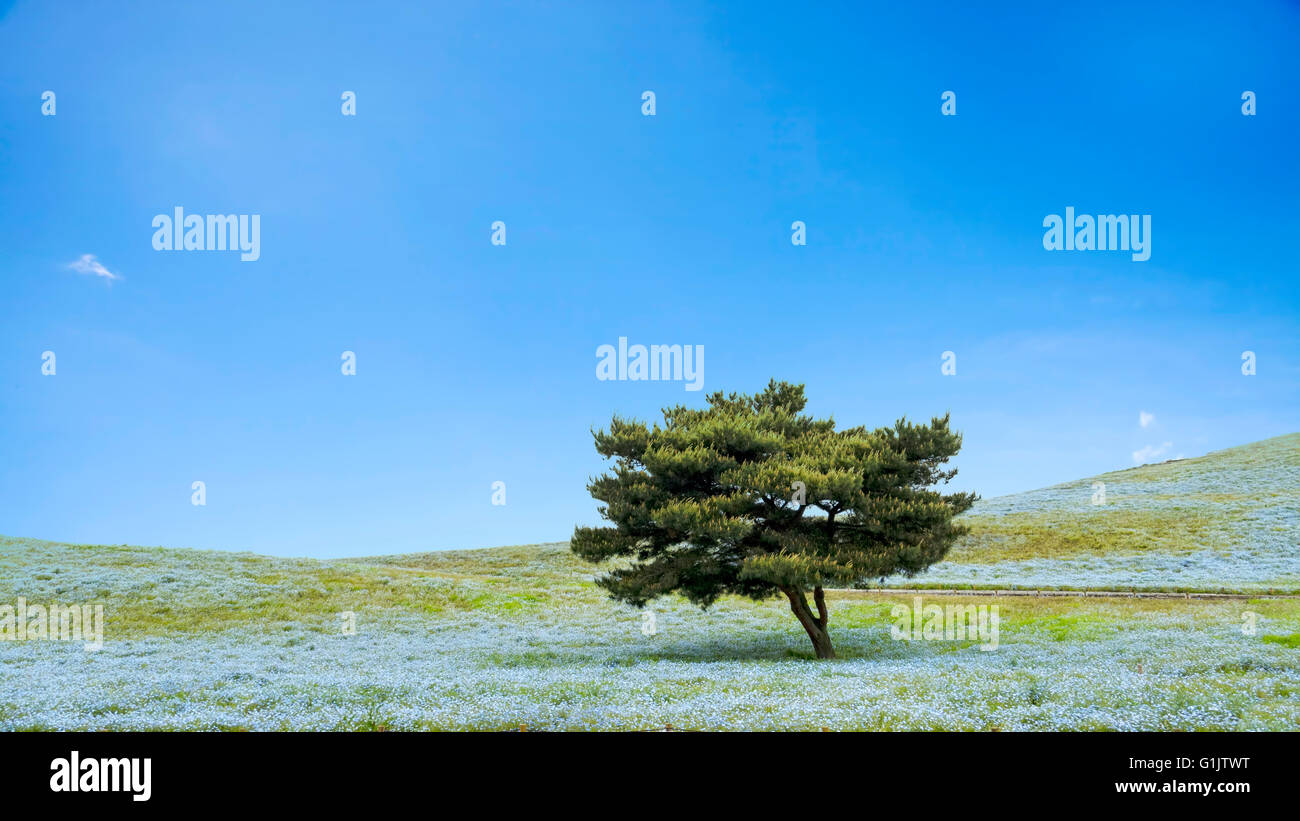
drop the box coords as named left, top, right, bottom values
left=879, top=432, right=1300, bottom=593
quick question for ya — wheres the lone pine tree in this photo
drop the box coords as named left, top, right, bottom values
left=572, top=380, right=976, bottom=659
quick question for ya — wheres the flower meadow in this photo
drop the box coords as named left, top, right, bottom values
left=1, top=435, right=1297, bottom=731
left=2, top=537, right=1297, bottom=731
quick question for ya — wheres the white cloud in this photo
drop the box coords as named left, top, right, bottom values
left=1132, top=442, right=1173, bottom=465
left=1139, top=411, right=1155, bottom=428
left=67, top=254, right=122, bottom=282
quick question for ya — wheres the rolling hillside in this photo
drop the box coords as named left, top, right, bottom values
left=878, top=432, right=1300, bottom=592
left=0, top=434, right=1296, bottom=730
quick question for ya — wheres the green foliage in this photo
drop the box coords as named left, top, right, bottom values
left=1261, top=633, right=1300, bottom=649
left=572, top=381, right=976, bottom=621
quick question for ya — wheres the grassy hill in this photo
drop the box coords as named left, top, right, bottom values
left=885, top=432, right=1300, bottom=593
left=0, top=434, right=1297, bottom=730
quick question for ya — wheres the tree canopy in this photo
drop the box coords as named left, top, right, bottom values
left=572, top=380, right=976, bottom=658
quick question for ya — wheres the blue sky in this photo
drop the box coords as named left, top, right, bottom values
left=1, top=1, right=1297, bottom=558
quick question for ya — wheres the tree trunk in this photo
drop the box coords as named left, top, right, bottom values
left=782, top=586, right=836, bottom=659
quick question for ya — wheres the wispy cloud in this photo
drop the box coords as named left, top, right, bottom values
left=67, top=254, right=122, bottom=282
left=1139, top=411, right=1155, bottom=428
left=1132, top=441, right=1172, bottom=464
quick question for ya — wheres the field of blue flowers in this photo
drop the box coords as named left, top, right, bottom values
left=1, top=435, right=1296, bottom=730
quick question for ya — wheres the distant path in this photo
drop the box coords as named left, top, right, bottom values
left=833, top=588, right=1300, bottom=600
